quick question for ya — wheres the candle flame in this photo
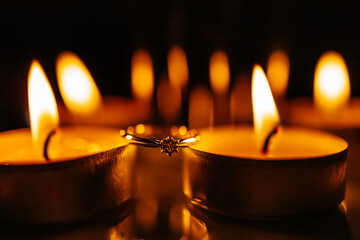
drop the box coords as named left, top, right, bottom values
left=56, top=51, right=102, bottom=116
left=251, top=64, right=280, bottom=151
left=167, top=46, right=189, bottom=89
left=209, top=50, right=230, bottom=95
left=131, top=49, right=154, bottom=101
left=266, top=50, right=289, bottom=99
left=28, top=60, right=59, bottom=154
left=314, top=51, right=350, bottom=114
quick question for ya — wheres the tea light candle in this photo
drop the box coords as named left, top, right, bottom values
left=0, top=60, right=135, bottom=224
left=286, top=51, right=360, bottom=129
left=0, top=126, right=135, bottom=225
left=183, top=65, right=348, bottom=219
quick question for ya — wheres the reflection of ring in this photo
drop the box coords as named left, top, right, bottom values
left=120, top=126, right=200, bottom=156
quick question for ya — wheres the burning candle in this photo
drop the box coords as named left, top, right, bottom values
left=57, top=51, right=151, bottom=127
left=183, top=64, right=348, bottom=218
left=209, top=50, right=230, bottom=126
left=0, top=60, right=135, bottom=224
left=287, top=51, right=360, bottom=129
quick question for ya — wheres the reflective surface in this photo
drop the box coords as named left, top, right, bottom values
left=0, top=142, right=135, bottom=225
left=1, top=129, right=360, bottom=239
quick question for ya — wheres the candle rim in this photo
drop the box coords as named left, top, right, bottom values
left=188, top=146, right=347, bottom=163
left=0, top=125, right=130, bottom=166
left=190, top=125, right=348, bottom=161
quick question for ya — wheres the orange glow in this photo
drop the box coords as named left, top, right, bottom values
left=179, top=126, right=188, bottom=136
left=188, top=86, right=214, bottom=129
left=56, top=51, right=102, bottom=116
left=28, top=60, right=59, bottom=154
left=168, top=46, right=189, bottom=89
left=169, top=203, right=184, bottom=233
left=131, top=49, right=154, bottom=101
left=135, top=197, right=158, bottom=231
left=230, top=73, right=252, bottom=124
left=157, top=77, right=181, bottom=123
left=266, top=50, right=290, bottom=98
left=252, top=64, right=280, bottom=151
left=135, top=124, right=146, bottom=134
left=314, top=51, right=350, bottom=114
left=209, top=50, right=230, bottom=95
left=182, top=207, right=191, bottom=236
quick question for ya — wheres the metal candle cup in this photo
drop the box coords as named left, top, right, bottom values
left=0, top=126, right=136, bottom=225
left=183, top=125, right=348, bottom=219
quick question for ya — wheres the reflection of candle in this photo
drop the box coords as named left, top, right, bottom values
left=184, top=64, right=348, bottom=218
left=0, top=60, right=134, bottom=224
left=131, top=125, right=184, bottom=235
left=186, top=201, right=348, bottom=240
left=287, top=51, right=357, bottom=129
left=209, top=50, right=230, bottom=125
left=57, top=51, right=151, bottom=126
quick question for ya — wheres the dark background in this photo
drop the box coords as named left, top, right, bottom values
left=0, top=0, right=359, bottom=131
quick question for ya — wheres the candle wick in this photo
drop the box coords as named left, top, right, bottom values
left=43, top=129, right=57, bottom=161
left=262, top=126, right=279, bottom=154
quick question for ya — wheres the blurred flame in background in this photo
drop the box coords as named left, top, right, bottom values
left=314, top=51, right=350, bottom=114
left=266, top=50, right=290, bottom=99
left=28, top=60, right=59, bottom=155
left=131, top=49, right=154, bottom=102
left=56, top=51, right=102, bottom=116
left=209, top=50, right=230, bottom=95
left=168, top=46, right=189, bottom=89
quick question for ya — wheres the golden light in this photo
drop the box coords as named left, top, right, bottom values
left=56, top=51, right=102, bottom=116
left=266, top=50, right=290, bottom=98
left=135, top=124, right=146, bottom=134
left=182, top=207, right=191, bottom=236
left=188, top=86, right=214, bottom=129
left=230, top=73, right=252, bottom=124
left=167, top=46, right=189, bottom=89
left=157, top=77, right=181, bottom=123
left=314, top=51, right=350, bottom=114
left=179, top=125, right=188, bottom=136
left=169, top=203, right=184, bottom=233
left=252, top=64, right=280, bottom=151
left=135, top=197, right=158, bottom=231
left=209, top=50, right=230, bottom=95
left=28, top=60, right=59, bottom=154
left=131, top=49, right=154, bottom=101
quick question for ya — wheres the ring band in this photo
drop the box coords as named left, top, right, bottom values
left=120, top=126, right=200, bottom=156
